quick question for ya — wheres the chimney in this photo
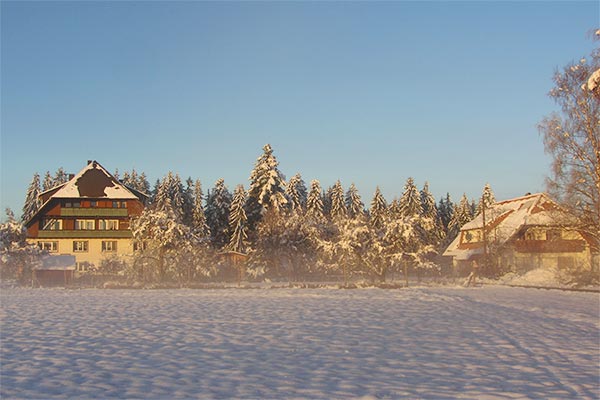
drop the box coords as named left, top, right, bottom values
left=87, top=160, right=93, bottom=165
left=68, top=174, right=75, bottom=180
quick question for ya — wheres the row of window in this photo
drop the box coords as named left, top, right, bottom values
left=64, top=201, right=127, bottom=208
left=42, top=219, right=120, bottom=231
left=38, top=241, right=118, bottom=253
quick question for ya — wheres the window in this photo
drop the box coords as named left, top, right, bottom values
left=38, top=241, right=58, bottom=252
left=99, top=219, right=119, bottom=230
left=73, top=241, right=89, bottom=252
left=75, top=219, right=95, bottom=230
left=42, top=219, right=62, bottom=230
left=90, top=201, right=97, bottom=208
left=73, top=202, right=81, bottom=208
left=76, top=262, right=91, bottom=272
left=133, top=241, right=147, bottom=251
left=102, top=241, right=117, bottom=252
left=546, top=230, right=562, bottom=241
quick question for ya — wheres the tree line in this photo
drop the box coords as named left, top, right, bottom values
left=14, top=143, right=495, bottom=285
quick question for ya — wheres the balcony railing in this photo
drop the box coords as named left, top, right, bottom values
left=513, top=239, right=586, bottom=253
left=60, top=208, right=129, bottom=217
left=37, top=230, right=133, bottom=239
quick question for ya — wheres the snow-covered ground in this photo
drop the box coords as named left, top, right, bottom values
left=1, top=286, right=598, bottom=399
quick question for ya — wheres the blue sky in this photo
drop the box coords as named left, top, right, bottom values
left=1, top=1, right=598, bottom=217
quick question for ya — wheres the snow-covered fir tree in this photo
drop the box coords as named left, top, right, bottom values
left=477, top=183, right=496, bottom=214
left=448, top=193, right=474, bottom=238
left=438, top=193, right=454, bottom=234
left=227, top=185, right=249, bottom=253
left=322, top=185, right=333, bottom=219
left=420, top=182, right=445, bottom=245
left=206, top=178, right=232, bottom=249
left=369, top=187, right=387, bottom=228
left=42, top=171, right=54, bottom=191
left=399, top=177, right=423, bottom=218
left=1, top=209, right=43, bottom=283
left=182, top=177, right=195, bottom=227
left=306, top=180, right=325, bottom=222
left=329, top=180, right=347, bottom=221
left=131, top=206, right=206, bottom=283
left=285, top=173, right=307, bottom=213
left=345, top=183, right=364, bottom=219
left=53, top=167, right=69, bottom=187
left=246, top=144, right=287, bottom=229
left=22, top=173, right=41, bottom=223
left=191, top=180, right=209, bottom=238
left=154, top=172, right=185, bottom=222
left=138, top=172, right=151, bottom=195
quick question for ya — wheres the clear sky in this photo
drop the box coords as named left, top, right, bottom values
left=1, top=1, right=598, bottom=217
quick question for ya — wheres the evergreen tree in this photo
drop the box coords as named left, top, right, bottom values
left=121, top=171, right=132, bottom=187
left=206, top=178, right=232, bottom=249
left=22, top=173, right=41, bottom=223
left=330, top=180, right=347, bottom=221
left=182, top=177, right=195, bottom=227
left=154, top=172, right=185, bottom=221
left=42, top=171, right=54, bottom=191
left=246, top=144, right=287, bottom=228
left=477, top=183, right=496, bottom=214
left=399, top=177, right=423, bottom=218
left=191, top=180, right=210, bottom=238
left=345, top=183, right=364, bottom=219
left=227, top=185, right=249, bottom=253
left=306, top=180, right=325, bottom=221
left=322, top=185, right=333, bottom=218
left=53, top=167, right=69, bottom=186
left=369, top=187, right=387, bottom=228
left=1, top=208, right=44, bottom=283
left=420, top=182, right=437, bottom=220
left=138, top=172, right=151, bottom=195
left=170, top=174, right=185, bottom=221
left=438, top=193, right=454, bottom=233
left=448, top=193, right=473, bottom=238
left=388, top=198, right=402, bottom=218
left=420, top=182, right=445, bottom=245
left=154, top=175, right=174, bottom=215
left=285, top=173, right=307, bottom=213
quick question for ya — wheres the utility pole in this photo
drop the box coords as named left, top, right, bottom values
left=482, top=194, right=488, bottom=275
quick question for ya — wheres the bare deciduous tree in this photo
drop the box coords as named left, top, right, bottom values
left=538, top=37, right=600, bottom=245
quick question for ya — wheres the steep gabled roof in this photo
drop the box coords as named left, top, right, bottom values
left=50, top=161, right=139, bottom=200
left=25, top=161, right=144, bottom=227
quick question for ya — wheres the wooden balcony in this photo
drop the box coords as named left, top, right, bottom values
left=37, top=230, right=132, bottom=239
left=513, top=239, right=586, bottom=253
left=60, top=208, right=129, bottom=217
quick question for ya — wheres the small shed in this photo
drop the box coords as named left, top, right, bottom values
left=218, top=251, right=248, bottom=265
left=33, top=255, right=76, bottom=287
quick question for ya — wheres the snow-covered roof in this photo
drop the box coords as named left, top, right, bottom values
left=50, top=161, right=139, bottom=200
left=443, top=193, right=574, bottom=259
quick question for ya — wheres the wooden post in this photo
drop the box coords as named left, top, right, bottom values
left=482, top=194, right=488, bottom=275
left=404, top=260, right=409, bottom=287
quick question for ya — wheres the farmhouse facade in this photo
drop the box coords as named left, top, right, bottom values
left=444, top=193, right=597, bottom=273
left=25, top=161, right=147, bottom=271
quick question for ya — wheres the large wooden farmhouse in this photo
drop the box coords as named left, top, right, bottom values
left=25, top=161, right=147, bottom=271
left=444, top=193, right=598, bottom=273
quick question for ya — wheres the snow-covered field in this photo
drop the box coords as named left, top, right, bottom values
left=1, top=286, right=598, bottom=399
